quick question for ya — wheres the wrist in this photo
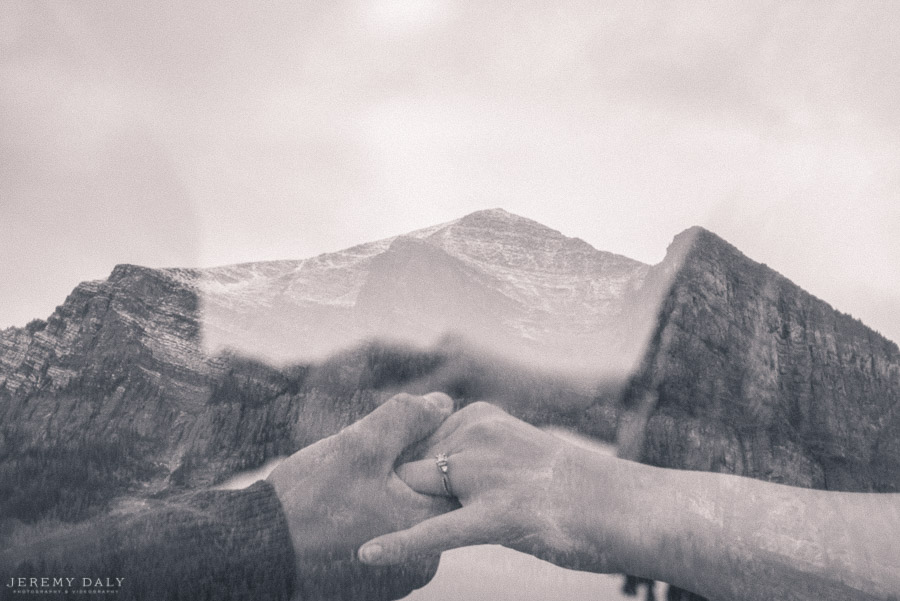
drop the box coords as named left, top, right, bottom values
left=553, top=447, right=679, bottom=578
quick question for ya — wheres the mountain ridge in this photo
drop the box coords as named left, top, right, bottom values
left=620, top=225, right=900, bottom=492
left=166, top=208, right=652, bottom=368
left=2, top=210, right=899, bottom=536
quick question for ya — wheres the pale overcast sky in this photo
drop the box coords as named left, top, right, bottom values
left=2, top=1, right=899, bottom=342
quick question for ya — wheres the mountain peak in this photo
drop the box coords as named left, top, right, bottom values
left=660, top=225, right=745, bottom=270
left=424, top=208, right=585, bottom=262
left=463, top=207, right=511, bottom=217
left=181, top=208, right=652, bottom=366
left=451, top=208, right=558, bottom=236
left=456, top=207, right=530, bottom=224
left=671, top=225, right=731, bottom=250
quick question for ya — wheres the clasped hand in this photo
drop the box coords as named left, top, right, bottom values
left=269, top=391, right=900, bottom=601
left=267, top=392, right=618, bottom=597
left=360, top=400, right=618, bottom=573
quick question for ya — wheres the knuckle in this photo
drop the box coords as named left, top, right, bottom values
left=389, top=392, right=416, bottom=407
left=466, top=418, right=504, bottom=442
left=465, top=401, right=500, bottom=416
left=389, top=392, right=425, bottom=414
left=493, top=416, right=523, bottom=437
left=458, top=411, right=524, bottom=446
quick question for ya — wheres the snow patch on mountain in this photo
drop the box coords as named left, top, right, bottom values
left=157, top=209, right=654, bottom=370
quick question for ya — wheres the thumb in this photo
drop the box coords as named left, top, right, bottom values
left=358, top=505, right=499, bottom=565
left=345, top=392, right=454, bottom=463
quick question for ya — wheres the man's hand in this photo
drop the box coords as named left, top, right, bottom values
left=267, top=392, right=457, bottom=600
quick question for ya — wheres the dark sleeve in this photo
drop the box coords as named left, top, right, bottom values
left=0, top=480, right=296, bottom=601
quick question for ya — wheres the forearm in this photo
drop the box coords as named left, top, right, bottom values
left=1, top=481, right=296, bottom=600
left=667, top=470, right=900, bottom=600
left=572, top=452, right=900, bottom=600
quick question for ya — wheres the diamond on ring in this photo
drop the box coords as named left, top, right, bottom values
left=435, top=453, right=453, bottom=496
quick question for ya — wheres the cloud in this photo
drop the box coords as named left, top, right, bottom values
left=1, top=0, right=898, bottom=342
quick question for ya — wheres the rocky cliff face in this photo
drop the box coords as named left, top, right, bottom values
left=0, top=264, right=375, bottom=522
left=0, top=226, right=613, bottom=525
left=621, top=227, right=900, bottom=492
left=2, top=215, right=898, bottom=531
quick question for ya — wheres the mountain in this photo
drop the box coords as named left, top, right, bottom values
left=620, top=227, right=900, bottom=492
left=1, top=210, right=899, bottom=536
left=0, top=209, right=642, bottom=525
left=190, top=208, right=650, bottom=373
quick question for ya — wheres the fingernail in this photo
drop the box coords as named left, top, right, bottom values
left=359, top=544, right=382, bottom=563
left=424, top=392, right=453, bottom=414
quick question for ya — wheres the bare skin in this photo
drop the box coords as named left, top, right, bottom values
left=359, top=401, right=900, bottom=601
left=266, top=392, right=457, bottom=600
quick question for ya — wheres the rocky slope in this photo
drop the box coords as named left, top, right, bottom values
left=0, top=210, right=633, bottom=525
left=620, top=227, right=900, bottom=492
left=192, top=208, right=650, bottom=373
left=1, top=213, right=898, bottom=534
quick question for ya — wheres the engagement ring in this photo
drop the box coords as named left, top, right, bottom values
left=435, top=453, right=453, bottom=496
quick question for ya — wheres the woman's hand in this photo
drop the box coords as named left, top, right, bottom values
left=356, top=401, right=628, bottom=573
left=357, top=401, right=900, bottom=601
